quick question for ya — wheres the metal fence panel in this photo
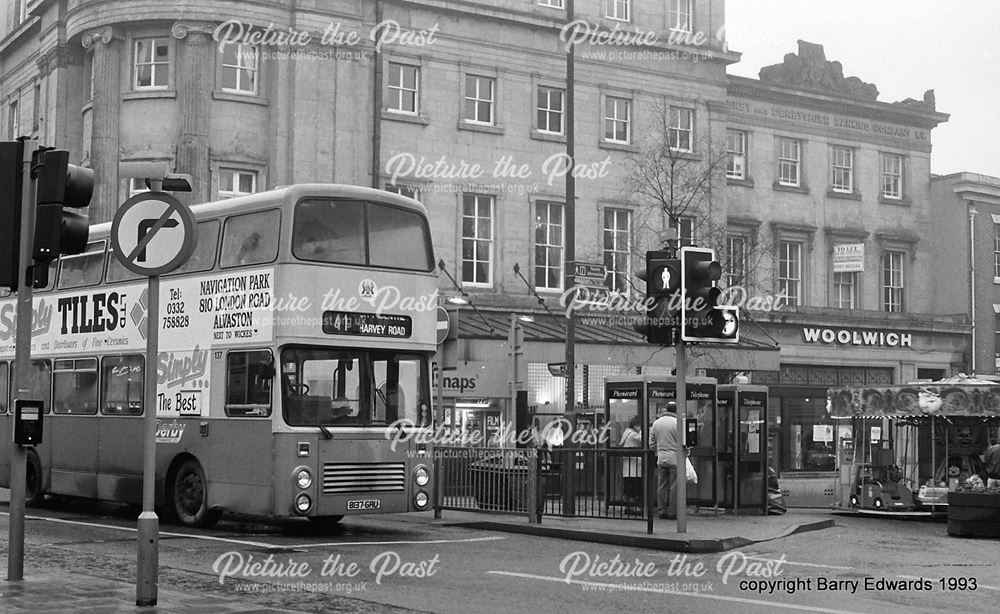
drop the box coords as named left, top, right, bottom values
left=435, top=446, right=655, bottom=522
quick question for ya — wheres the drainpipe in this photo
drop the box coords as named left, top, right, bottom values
left=969, top=205, right=977, bottom=374
left=372, top=0, right=383, bottom=189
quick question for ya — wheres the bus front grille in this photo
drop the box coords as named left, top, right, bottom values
left=322, top=462, right=407, bottom=494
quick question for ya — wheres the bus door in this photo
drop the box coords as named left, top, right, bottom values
left=49, top=358, right=100, bottom=498
left=96, top=355, right=146, bottom=502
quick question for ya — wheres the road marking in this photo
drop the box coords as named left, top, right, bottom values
left=487, top=570, right=869, bottom=614
left=4, top=512, right=507, bottom=550
left=651, top=552, right=855, bottom=572
left=285, top=536, right=506, bottom=549
left=19, top=515, right=283, bottom=548
left=896, top=574, right=1000, bottom=592
left=740, top=555, right=853, bottom=571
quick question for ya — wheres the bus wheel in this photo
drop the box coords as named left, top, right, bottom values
left=25, top=450, right=44, bottom=507
left=308, top=516, right=344, bottom=532
left=170, top=459, right=220, bottom=527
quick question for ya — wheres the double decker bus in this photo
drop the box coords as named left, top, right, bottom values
left=0, top=184, right=436, bottom=527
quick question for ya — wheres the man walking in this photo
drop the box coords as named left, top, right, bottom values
left=649, top=401, right=679, bottom=519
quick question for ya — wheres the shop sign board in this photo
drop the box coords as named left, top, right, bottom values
left=832, top=243, right=864, bottom=273
left=432, top=360, right=508, bottom=397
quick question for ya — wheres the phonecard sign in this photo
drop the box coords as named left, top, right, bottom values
left=322, top=311, right=412, bottom=338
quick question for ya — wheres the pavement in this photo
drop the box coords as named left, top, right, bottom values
left=0, top=489, right=835, bottom=612
left=438, top=507, right=836, bottom=553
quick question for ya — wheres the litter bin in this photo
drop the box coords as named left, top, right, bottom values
left=469, top=453, right=530, bottom=512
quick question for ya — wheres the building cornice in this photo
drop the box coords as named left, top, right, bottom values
left=754, top=307, right=969, bottom=335
left=770, top=221, right=818, bottom=251
left=727, top=75, right=949, bottom=129
left=824, top=226, right=869, bottom=243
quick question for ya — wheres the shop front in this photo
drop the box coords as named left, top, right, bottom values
left=436, top=308, right=780, bottom=450
left=730, top=312, right=968, bottom=507
left=434, top=360, right=513, bottom=447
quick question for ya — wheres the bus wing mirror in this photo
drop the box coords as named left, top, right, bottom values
left=260, top=355, right=276, bottom=379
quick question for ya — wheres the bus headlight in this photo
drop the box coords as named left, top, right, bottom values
left=414, top=490, right=429, bottom=510
left=294, top=467, right=313, bottom=490
left=294, top=493, right=312, bottom=514
left=414, top=465, right=430, bottom=487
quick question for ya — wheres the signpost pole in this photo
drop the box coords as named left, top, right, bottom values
left=109, top=179, right=195, bottom=607
left=136, top=274, right=160, bottom=606
left=434, top=354, right=444, bottom=520
left=7, top=138, right=37, bottom=582
left=675, top=341, right=687, bottom=534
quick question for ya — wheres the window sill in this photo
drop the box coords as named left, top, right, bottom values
left=773, top=181, right=810, bottom=195
left=667, top=149, right=700, bottom=162
left=726, top=176, right=755, bottom=188
left=827, top=189, right=861, bottom=201
left=383, top=111, right=429, bottom=125
left=212, top=90, right=269, bottom=106
left=458, top=121, right=504, bottom=135
left=879, top=195, right=911, bottom=207
left=531, top=130, right=566, bottom=144
left=122, top=89, right=176, bottom=101
left=599, top=140, right=639, bottom=153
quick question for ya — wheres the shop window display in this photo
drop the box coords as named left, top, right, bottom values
left=783, top=395, right=836, bottom=471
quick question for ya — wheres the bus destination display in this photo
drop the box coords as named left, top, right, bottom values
left=322, top=311, right=413, bottom=338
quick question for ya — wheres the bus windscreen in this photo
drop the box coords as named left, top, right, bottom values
left=292, top=199, right=432, bottom=271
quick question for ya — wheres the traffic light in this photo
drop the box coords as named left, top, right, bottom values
left=634, top=250, right=681, bottom=345
left=0, top=140, right=24, bottom=290
left=32, top=149, right=93, bottom=264
left=680, top=246, right=739, bottom=343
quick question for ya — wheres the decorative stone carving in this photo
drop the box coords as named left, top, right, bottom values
left=758, top=40, right=879, bottom=101
left=171, top=21, right=217, bottom=40
left=81, top=26, right=123, bottom=49
left=35, top=54, right=50, bottom=77
left=895, top=89, right=937, bottom=112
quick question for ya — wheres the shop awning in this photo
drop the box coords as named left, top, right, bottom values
left=455, top=309, right=781, bottom=357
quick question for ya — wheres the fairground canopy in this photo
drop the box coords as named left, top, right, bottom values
left=828, top=375, right=1000, bottom=419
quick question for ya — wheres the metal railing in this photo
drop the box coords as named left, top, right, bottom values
left=434, top=445, right=657, bottom=530
left=435, top=446, right=538, bottom=515
left=538, top=448, right=654, bottom=523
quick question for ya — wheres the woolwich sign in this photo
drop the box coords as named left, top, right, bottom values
left=801, top=327, right=912, bottom=348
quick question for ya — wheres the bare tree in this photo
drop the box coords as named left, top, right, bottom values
left=626, top=103, right=726, bottom=246
left=624, top=103, right=774, bottom=297
left=623, top=104, right=779, bottom=373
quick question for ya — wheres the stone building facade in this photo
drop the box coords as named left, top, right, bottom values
left=721, top=41, right=965, bottom=503
left=2, top=2, right=972, bottom=504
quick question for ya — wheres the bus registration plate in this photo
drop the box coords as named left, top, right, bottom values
left=347, top=499, right=381, bottom=510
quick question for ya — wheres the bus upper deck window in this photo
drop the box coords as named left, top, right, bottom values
left=167, top=219, right=220, bottom=275
left=367, top=204, right=432, bottom=271
left=58, top=240, right=107, bottom=289
left=221, top=210, right=280, bottom=268
left=293, top=199, right=365, bottom=264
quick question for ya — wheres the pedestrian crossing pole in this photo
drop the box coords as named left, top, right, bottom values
left=675, top=341, right=688, bottom=534
left=7, top=139, right=38, bottom=582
